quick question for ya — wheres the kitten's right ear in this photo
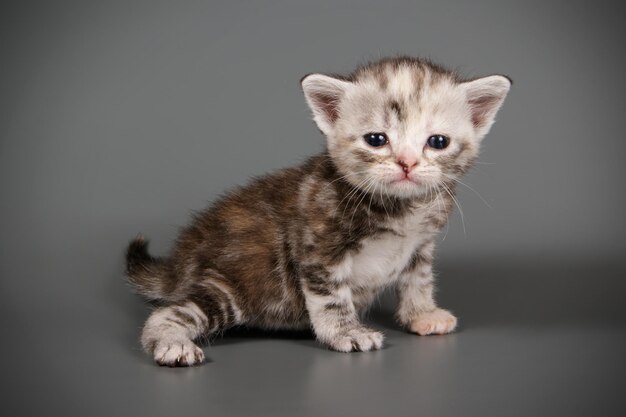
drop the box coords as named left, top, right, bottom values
left=301, top=74, right=351, bottom=135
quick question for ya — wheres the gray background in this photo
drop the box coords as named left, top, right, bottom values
left=1, top=0, right=625, bottom=416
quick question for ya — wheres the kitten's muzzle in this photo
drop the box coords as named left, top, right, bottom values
left=397, top=158, right=419, bottom=174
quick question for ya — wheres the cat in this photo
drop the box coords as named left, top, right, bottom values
left=125, top=56, right=511, bottom=366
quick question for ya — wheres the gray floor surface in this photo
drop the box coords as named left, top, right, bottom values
left=3, top=259, right=624, bottom=417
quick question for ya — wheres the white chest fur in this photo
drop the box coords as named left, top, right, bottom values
left=333, top=209, right=434, bottom=289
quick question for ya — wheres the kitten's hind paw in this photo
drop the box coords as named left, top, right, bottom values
left=326, top=326, right=384, bottom=352
left=409, top=308, right=457, bottom=336
left=153, top=339, right=205, bottom=367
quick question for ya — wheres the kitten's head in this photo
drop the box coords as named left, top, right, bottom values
left=301, top=57, right=511, bottom=199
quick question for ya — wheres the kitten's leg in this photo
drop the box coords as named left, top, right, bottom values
left=396, top=241, right=457, bottom=336
left=142, top=277, right=244, bottom=366
left=141, top=301, right=208, bottom=366
left=302, top=266, right=384, bottom=352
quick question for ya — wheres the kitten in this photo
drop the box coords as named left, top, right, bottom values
left=125, top=57, right=511, bottom=366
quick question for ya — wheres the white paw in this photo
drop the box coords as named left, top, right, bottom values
left=153, top=339, right=205, bottom=367
left=326, top=326, right=384, bottom=352
left=410, top=308, right=457, bottom=336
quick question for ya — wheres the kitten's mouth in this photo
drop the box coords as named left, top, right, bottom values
left=388, top=176, right=435, bottom=196
left=390, top=175, right=420, bottom=185
left=393, top=178, right=415, bottom=184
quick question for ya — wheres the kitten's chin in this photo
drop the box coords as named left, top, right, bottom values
left=386, top=179, right=431, bottom=199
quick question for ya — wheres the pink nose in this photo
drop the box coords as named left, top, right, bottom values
left=396, top=158, right=418, bottom=173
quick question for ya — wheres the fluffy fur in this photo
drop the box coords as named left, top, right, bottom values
left=126, top=56, right=511, bottom=366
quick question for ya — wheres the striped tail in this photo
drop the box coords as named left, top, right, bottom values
left=125, top=235, right=172, bottom=301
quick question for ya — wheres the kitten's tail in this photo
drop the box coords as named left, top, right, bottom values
left=125, top=235, right=171, bottom=301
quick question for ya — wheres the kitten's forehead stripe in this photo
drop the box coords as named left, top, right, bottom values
left=376, top=69, right=389, bottom=90
left=389, top=100, right=405, bottom=122
left=347, top=57, right=461, bottom=147
left=349, top=56, right=458, bottom=87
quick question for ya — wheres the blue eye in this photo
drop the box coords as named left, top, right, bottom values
left=363, top=133, right=388, bottom=147
left=427, top=135, right=450, bottom=150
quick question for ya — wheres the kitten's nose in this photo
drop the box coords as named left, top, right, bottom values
left=396, top=158, right=418, bottom=173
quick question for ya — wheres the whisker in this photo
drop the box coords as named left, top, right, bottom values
left=334, top=176, right=369, bottom=219
left=441, top=182, right=466, bottom=237
left=367, top=181, right=377, bottom=231
left=339, top=176, right=373, bottom=225
left=436, top=186, right=450, bottom=241
left=379, top=183, right=390, bottom=221
left=349, top=176, right=377, bottom=234
left=442, top=174, right=493, bottom=210
left=326, top=170, right=372, bottom=186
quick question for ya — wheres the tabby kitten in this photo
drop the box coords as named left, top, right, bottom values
left=126, top=57, right=511, bottom=366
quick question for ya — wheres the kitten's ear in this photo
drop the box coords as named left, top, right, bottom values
left=301, top=74, right=351, bottom=135
left=461, top=75, right=512, bottom=138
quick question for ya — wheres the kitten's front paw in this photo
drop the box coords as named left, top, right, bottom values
left=153, top=339, right=205, bottom=367
left=409, top=308, right=457, bottom=336
left=326, top=326, right=384, bottom=352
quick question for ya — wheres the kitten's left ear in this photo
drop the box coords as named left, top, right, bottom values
left=301, top=74, right=351, bottom=135
left=461, top=75, right=512, bottom=138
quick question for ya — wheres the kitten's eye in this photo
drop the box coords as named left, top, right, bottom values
left=363, top=133, right=388, bottom=147
left=426, top=134, right=450, bottom=150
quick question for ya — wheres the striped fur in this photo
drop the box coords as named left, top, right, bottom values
left=125, top=57, right=510, bottom=366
